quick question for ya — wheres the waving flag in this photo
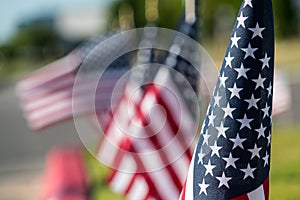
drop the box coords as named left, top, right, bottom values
left=100, top=2, right=202, bottom=199
left=16, top=36, right=130, bottom=130
left=180, top=0, right=274, bottom=199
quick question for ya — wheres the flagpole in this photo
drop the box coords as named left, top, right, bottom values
left=118, top=3, right=135, bottom=30
left=185, top=0, right=196, bottom=24
left=145, top=0, right=159, bottom=24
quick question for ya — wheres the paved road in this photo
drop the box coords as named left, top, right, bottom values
left=0, top=84, right=83, bottom=199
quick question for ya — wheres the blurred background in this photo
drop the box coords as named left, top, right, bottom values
left=0, top=0, right=299, bottom=199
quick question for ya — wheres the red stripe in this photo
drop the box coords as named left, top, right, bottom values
left=231, top=195, right=249, bottom=200
left=263, top=176, right=269, bottom=200
left=19, top=72, right=124, bottom=129
left=129, top=147, right=162, bottom=200
left=123, top=173, right=137, bottom=195
left=103, top=89, right=183, bottom=199
left=229, top=189, right=249, bottom=200
left=18, top=52, right=81, bottom=91
left=100, top=80, right=192, bottom=199
left=230, top=176, right=270, bottom=200
left=179, top=180, right=187, bottom=200
left=151, top=85, right=193, bottom=160
left=132, top=87, right=185, bottom=192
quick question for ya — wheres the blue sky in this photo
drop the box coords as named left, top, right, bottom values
left=0, top=0, right=113, bottom=44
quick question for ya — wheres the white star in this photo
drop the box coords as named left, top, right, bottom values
left=234, top=63, right=250, bottom=79
left=214, top=92, right=222, bottom=107
left=216, top=172, right=232, bottom=188
left=228, top=83, right=243, bottom=99
left=219, top=73, right=228, bottom=88
left=216, top=122, right=229, bottom=138
left=225, top=52, right=235, bottom=68
left=200, top=124, right=206, bottom=135
left=262, top=103, right=270, bottom=118
left=222, top=103, right=236, bottom=119
left=263, top=151, right=270, bottom=167
left=241, top=43, right=258, bottom=59
left=237, top=12, right=248, bottom=28
left=223, top=153, right=239, bottom=169
left=210, top=141, right=222, bottom=157
left=243, top=0, right=253, bottom=8
left=241, top=164, right=256, bottom=179
left=231, top=32, right=241, bottom=48
left=237, top=114, right=253, bottom=130
left=208, top=112, right=216, bottom=126
left=198, top=180, right=209, bottom=196
left=203, top=134, right=210, bottom=145
left=266, top=83, right=272, bottom=97
left=248, top=144, right=262, bottom=159
left=204, top=160, right=216, bottom=176
left=256, top=124, right=266, bottom=139
left=245, top=94, right=260, bottom=109
left=259, top=53, right=271, bottom=69
left=230, top=134, right=246, bottom=149
left=267, top=133, right=271, bottom=146
left=249, top=23, right=265, bottom=39
left=197, top=148, right=205, bottom=164
left=253, top=74, right=266, bottom=89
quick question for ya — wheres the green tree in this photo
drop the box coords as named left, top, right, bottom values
left=201, top=0, right=298, bottom=38
left=108, top=0, right=182, bottom=29
left=108, top=0, right=299, bottom=39
left=273, top=0, right=298, bottom=38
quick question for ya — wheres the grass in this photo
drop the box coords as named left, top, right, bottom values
left=270, top=125, right=300, bottom=200
left=85, top=154, right=125, bottom=200
left=86, top=125, right=300, bottom=199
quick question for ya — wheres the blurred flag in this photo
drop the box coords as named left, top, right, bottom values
left=99, top=3, right=201, bottom=200
left=42, top=147, right=89, bottom=200
left=273, top=69, right=291, bottom=116
left=16, top=36, right=130, bottom=130
left=180, top=0, right=274, bottom=199
left=103, top=68, right=196, bottom=199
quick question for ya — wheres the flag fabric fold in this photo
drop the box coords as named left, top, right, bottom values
left=180, top=0, right=274, bottom=199
left=16, top=36, right=130, bottom=130
left=101, top=6, right=202, bottom=199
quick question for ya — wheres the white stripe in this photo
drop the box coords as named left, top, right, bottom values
left=141, top=98, right=190, bottom=182
left=247, top=184, right=265, bottom=200
left=127, top=176, right=149, bottom=200
left=139, top=153, right=180, bottom=200
left=97, top=95, right=134, bottom=165
left=28, top=108, right=73, bottom=129
left=272, top=70, right=291, bottom=116
left=154, top=68, right=196, bottom=142
left=16, top=54, right=80, bottom=91
left=23, top=85, right=122, bottom=129
left=110, top=172, right=134, bottom=194
left=31, top=90, right=112, bottom=113
left=129, top=125, right=181, bottom=199
left=109, top=155, right=137, bottom=194
left=97, top=130, right=123, bottom=166
left=182, top=147, right=197, bottom=200
left=127, top=122, right=180, bottom=199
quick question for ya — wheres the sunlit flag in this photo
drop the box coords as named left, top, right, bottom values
left=99, top=2, right=202, bottom=199
left=180, top=0, right=274, bottom=199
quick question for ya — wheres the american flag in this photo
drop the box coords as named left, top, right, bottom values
left=16, top=36, right=130, bottom=130
left=180, top=0, right=274, bottom=199
left=272, top=69, right=291, bottom=117
left=103, top=69, right=197, bottom=199
left=99, top=8, right=201, bottom=200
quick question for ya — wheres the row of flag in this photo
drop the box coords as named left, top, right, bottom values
left=16, top=0, right=290, bottom=199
